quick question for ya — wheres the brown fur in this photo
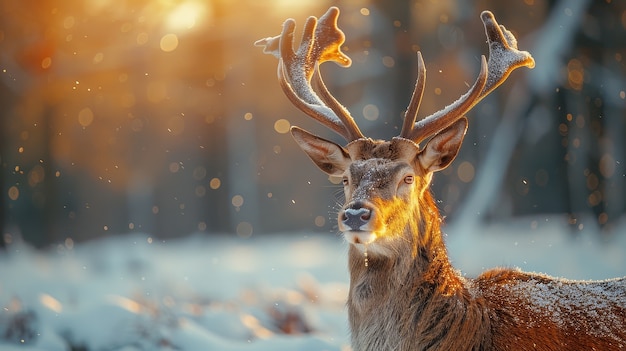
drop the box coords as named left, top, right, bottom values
left=256, top=7, right=624, bottom=349
left=297, top=136, right=626, bottom=351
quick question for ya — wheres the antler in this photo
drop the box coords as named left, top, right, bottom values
left=255, top=7, right=365, bottom=142
left=256, top=8, right=534, bottom=146
left=401, top=11, right=535, bottom=143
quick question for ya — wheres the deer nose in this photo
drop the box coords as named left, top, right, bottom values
left=341, top=205, right=372, bottom=231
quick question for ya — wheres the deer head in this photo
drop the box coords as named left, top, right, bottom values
left=255, top=7, right=534, bottom=258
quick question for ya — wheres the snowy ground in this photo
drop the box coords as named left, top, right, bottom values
left=1, top=216, right=625, bottom=350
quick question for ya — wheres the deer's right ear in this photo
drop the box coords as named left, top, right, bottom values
left=290, top=126, right=351, bottom=176
left=418, top=118, right=468, bottom=173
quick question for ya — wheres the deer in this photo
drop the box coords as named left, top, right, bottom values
left=255, top=7, right=626, bottom=351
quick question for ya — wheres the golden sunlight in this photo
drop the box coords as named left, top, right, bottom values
left=166, top=1, right=208, bottom=32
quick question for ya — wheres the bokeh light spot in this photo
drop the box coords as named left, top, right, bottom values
left=363, top=104, right=379, bottom=121
left=567, top=59, right=584, bottom=91
left=232, top=195, right=244, bottom=208
left=382, top=56, right=395, bottom=68
left=198, top=221, right=207, bottom=231
left=274, top=119, right=291, bottom=134
left=8, top=186, right=19, bottom=201
left=41, top=57, right=52, bottom=69
left=92, top=52, right=104, bottom=64
left=63, top=16, right=75, bottom=29
left=236, top=222, right=253, bottom=238
left=457, top=161, right=475, bottom=183
left=136, top=32, right=149, bottom=45
left=28, top=165, right=45, bottom=187
left=169, top=162, right=180, bottom=173
left=314, top=216, right=326, bottom=227
left=78, top=107, right=94, bottom=128
left=209, top=178, right=221, bottom=189
left=195, top=185, right=206, bottom=197
left=160, top=34, right=179, bottom=52
left=599, top=154, right=616, bottom=178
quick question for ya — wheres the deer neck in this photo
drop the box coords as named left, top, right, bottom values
left=347, top=191, right=465, bottom=308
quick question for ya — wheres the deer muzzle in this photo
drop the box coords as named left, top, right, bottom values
left=339, top=201, right=377, bottom=235
left=342, top=207, right=371, bottom=231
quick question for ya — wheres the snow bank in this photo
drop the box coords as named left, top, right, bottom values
left=0, top=234, right=350, bottom=350
left=1, top=216, right=624, bottom=350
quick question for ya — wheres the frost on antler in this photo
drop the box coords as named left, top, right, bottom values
left=256, top=8, right=534, bottom=145
left=480, top=10, right=535, bottom=96
left=254, top=7, right=351, bottom=67
left=255, top=7, right=363, bottom=141
left=407, top=10, right=535, bottom=143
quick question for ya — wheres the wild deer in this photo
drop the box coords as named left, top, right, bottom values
left=256, top=7, right=626, bottom=351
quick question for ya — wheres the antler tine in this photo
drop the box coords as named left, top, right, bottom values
left=407, top=10, right=535, bottom=144
left=408, top=56, right=488, bottom=142
left=312, top=63, right=365, bottom=141
left=480, top=11, right=535, bottom=94
left=399, top=51, right=426, bottom=139
left=255, top=7, right=364, bottom=142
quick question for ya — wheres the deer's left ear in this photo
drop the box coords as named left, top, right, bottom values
left=418, top=118, right=468, bottom=173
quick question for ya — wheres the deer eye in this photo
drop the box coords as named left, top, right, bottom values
left=403, top=175, right=414, bottom=184
left=342, top=177, right=349, bottom=186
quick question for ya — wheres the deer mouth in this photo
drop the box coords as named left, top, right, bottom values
left=339, top=201, right=381, bottom=246
left=343, top=231, right=376, bottom=246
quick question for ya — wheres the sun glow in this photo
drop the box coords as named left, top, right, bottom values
left=166, top=1, right=208, bottom=32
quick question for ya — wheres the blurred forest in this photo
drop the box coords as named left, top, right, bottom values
left=0, top=0, right=624, bottom=248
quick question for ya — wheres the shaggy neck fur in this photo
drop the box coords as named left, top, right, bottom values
left=346, top=186, right=626, bottom=351
left=346, top=189, right=491, bottom=351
